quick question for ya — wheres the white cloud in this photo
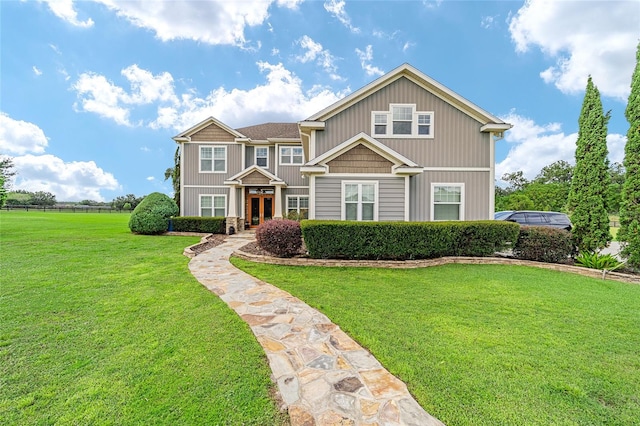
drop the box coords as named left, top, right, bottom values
left=32, top=66, right=43, bottom=76
left=0, top=113, right=49, bottom=155
left=71, top=62, right=347, bottom=131
left=509, top=0, right=639, bottom=100
left=146, top=176, right=155, bottom=181
left=355, top=45, right=384, bottom=77
left=12, top=154, right=119, bottom=202
left=72, top=64, right=178, bottom=126
left=0, top=113, right=119, bottom=201
left=92, top=0, right=294, bottom=47
left=41, top=0, right=94, bottom=27
left=496, top=111, right=626, bottom=183
left=324, top=0, right=360, bottom=33
left=295, top=35, right=342, bottom=80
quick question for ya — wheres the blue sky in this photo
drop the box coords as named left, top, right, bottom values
left=1, top=0, right=638, bottom=202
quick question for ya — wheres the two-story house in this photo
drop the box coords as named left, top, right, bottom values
left=172, top=63, right=512, bottom=233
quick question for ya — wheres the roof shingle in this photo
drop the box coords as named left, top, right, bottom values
left=235, top=122, right=299, bottom=140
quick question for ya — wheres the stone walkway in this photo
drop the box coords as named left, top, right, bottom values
left=188, top=233, right=444, bottom=426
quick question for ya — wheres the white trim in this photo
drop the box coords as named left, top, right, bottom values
left=286, top=194, right=310, bottom=219
left=172, top=116, right=244, bottom=140
left=489, top=132, right=496, bottom=219
left=255, top=146, right=269, bottom=168
left=298, top=121, right=325, bottom=130
left=423, top=167, right=491, bottom=172
left=310, top=130, right=316, bottom=159
left=184, top=185, right=228, bottom=189
left=430, top=183, right=465, bottom=221
left=285, top=186, right=310, bottom=189
left=311, top=173, right=395, bottom=178
left=227, top=164, right=283, bottom=184
left=309, top=175, right=316, bottom=219
left=307, top=132, right=419, bottom=168
left=371, top=104, right=434, bottom=139
left=199, top=145, right=227, bottom=173
left=404, top=175, right=410, bottom=222
left=199, top=194, right=227, bottom=217
left=341, top=180, right=379, bottom=221
left=279, top=145, right=304, bottom=166
left=179, top=142, right=184, bottom=215
left=305, top=63, right=508, bottom=126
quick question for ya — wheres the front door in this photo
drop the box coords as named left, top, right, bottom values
left=248, top=194, right=273, bottom=228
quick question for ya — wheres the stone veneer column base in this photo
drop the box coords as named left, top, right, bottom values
left=225, top=216, right=240, bottom=235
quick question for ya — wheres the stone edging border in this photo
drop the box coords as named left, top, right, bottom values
left=233, top=250, right=640, bottom=285
left=180, top=234, right=213, bottom=258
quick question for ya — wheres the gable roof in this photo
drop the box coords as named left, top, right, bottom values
left=224, top=165, right=286, bottom=186
left=305, top=63, right=509, bottom=126
left=172, top=116, right=244, bottom=141
left=235, top=122, right=300, bottom=140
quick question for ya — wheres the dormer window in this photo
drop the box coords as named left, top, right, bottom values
left=372, top=104, right=434, bottom=138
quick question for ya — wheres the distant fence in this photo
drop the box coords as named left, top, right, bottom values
left=3, top=205, right=129, bottom=213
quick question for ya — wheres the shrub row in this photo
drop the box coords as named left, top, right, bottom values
left=300, top=220, right=520, bottom=260
left=256, top=219, right=302, bottom=257
left=512, top=226, right=574, bottom=263
left=171, top=216, right=226, bottom=234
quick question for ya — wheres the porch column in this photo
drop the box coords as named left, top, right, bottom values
left=274, top=185, right=283, bottom=219
left=228, top=185, right=237, bottom=217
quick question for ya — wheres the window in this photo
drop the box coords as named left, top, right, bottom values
left=255, top=147, right=268, bottom=168
left=343, top=182, right=377, bottom=221
left=432, top=184, right=464, bottom=221
left=200, top=146, right=226, bottom=172
left=287, top=196, right=309, bottom=219
left=374, top=113, right=388, bottom=135
left=371, top=104, right=434, bottom=138
left=392, top=106, right=412, bottom=135
left=200, top=195, right=226, bottom=217
left=280, top=146, right=304, bottom=165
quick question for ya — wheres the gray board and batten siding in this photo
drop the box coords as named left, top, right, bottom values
left=314, top=176, right=406, bottom=221
left=314, top=76, right=491, bottom=168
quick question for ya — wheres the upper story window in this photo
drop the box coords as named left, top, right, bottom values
left=255, top=147, right=268, bottom=168
left=200, top=146, right=226, bottom=173
left=371, top=104, right=434, bottom=138
left=280, top=146, right=304, bottom=165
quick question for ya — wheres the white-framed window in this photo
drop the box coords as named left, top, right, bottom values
left=431, top=184, right=464, bottom=221
left=255, top=147, right=268, bottom=168
left=279, top=146, right=304, bottom=165
left=286, top=195, right=309, bottom=219
left=200, top=145, right=226, bottom=173
left=342, top=181, right=378, bottom=221
left=200, top=195, right=226, bottom=217
left=371, top=104, right=434, bottom=138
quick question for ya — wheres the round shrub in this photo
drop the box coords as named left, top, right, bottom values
left=255, top=219, right=302, bottom=258
left=128, top=192, right=179, bottom=235
left=512, top=226, right=574, bottom=263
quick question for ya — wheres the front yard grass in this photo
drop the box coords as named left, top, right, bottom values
left=232, top=258, right=640, bottom=425
left=0, top=212, right=286, bottom=425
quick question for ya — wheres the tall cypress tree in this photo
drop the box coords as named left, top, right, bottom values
left=568, top=76, right=611, bottom=252
left=619, top=42, right=640, bottom=267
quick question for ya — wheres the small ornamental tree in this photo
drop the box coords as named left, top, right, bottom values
left=128, top=192, right=178, bottom=235
left=619, top=42, right=640, bottom=267
left=568, top=76, right=611, bottom=252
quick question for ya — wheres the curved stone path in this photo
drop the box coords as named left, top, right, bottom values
left=188, top=233, right=444, bottom=426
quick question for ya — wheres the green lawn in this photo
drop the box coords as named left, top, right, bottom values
left=0, top=212, right=286, bottom=425
left=232, top=258, right=640, bottom=425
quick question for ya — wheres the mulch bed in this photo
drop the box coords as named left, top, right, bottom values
left=188, top=234, right=228, bottom=256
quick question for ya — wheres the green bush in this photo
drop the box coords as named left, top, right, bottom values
left=128, top=192, right=179, bottom=235
left=256, top=219, right=302, bottom=258
left=300, top=220, right=520, bottom=260
left=172, top=216, right=226, bottom=234
left=512, top=226, right=574, bottom=263
left=575, top=251, right=622, bottom=270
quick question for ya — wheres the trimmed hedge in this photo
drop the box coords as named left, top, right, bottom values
left=128, top=192, right=179, bottom=235
left=300, top=220, right=520, bottom=260
left=512, top=226, right=574, bottom=263
left=256, top=219, right=302, bottom=258
left=172, top=216, right=226, bottom=234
